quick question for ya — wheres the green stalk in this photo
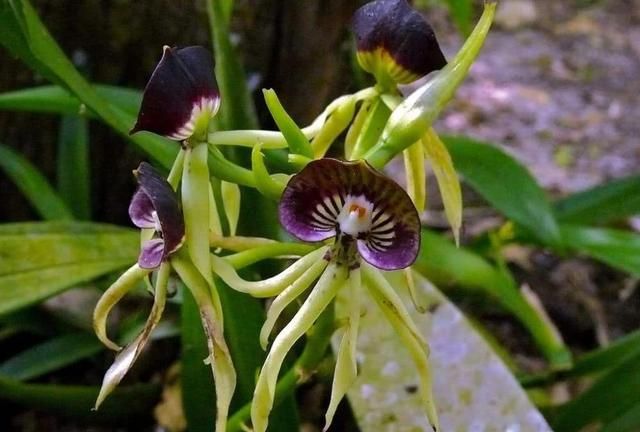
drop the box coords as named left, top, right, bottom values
left=263, top=89, right=314, bottom=158
left=365, top=1, right=497, bottom=168
left=224, top=242, right=319, bottom=269
left=350, top=96, right=392, bottom=160
left=182, top=144, right=213, bottom=284
left=227, top=302, right=336, bottom=432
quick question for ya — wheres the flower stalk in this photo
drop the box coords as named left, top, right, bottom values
left=364, top=1, right=497, bottom=168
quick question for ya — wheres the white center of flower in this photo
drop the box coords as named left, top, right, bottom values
left=151, top=210, right=162, bottom=233
left=337, top=195, right=373, bottom=237
left=169, top=96, right=220, bottom=140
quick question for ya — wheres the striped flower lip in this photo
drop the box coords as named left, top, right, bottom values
left=130, top=46, right=220, bottom=141
left=352, top=0, right=446, bottom=85
left=129, top=162, right=185, bottom=268
left=279, top=158, right=420, bottom=270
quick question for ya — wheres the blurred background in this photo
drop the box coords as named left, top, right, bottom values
left=1, top=0, right=640, bottom=430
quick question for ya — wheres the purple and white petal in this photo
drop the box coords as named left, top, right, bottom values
left=279, top=159, right=347, bottom=242
left=128, top=189, right=156, bottom=229
left=130, top=46, right=220, bottom=140
left=132, top=162, right=185, bottom=256
left=352, top=0, right=446, bottom=84
left=138, top=238, right=165, bottom=269
left=280, top=158, right=420, bottom=270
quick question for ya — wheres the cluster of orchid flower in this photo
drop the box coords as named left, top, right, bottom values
left=92, top=1, right=496, bottom=431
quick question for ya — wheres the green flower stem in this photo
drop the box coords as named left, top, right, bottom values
left=93, top=264, right=152, bottom=351
left=251, top=262, right=346, bottom=432
left=365, top=1, right=497, bottom=169
left=259, top=259, right=330, bottom=349
left=207, top=87, right=377, bottom=159
left=211, top=246, right=329, bottom=298
left=311, top=97, right=356, bottom=158
left=227, top=306, right=335, bottom=432
left=172, top=253, right=236, bottom=432
left=288, top=154, right=313, bottom=170
left=209, top=235, right=277, bottom=252
left=404, top=141, right=427, bottom=212
left=350, top=96, right=392, bottom=160
left=223, top=242, right=320, bottom=270
left=208, top=130, right=289, bottom=149
left=252, top=144, right=287, bottom=200
left=182, top=143, right=213, bottom=285
left=208, top=147, right=256, bottom=187
left=362, top=263, right=439, bottom=432
left=167, top=148, right=185, bottom=189
left=305, top=87, right=377, bottom=136
left=311, top=99, right=356, bottom=158
left=220, top=181, right=241, bottom=236
left=345, top=99, right=372, bottom=159
left=263, top=89, right=314, bottom=158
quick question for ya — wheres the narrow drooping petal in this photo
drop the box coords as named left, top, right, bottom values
left=211, top=246, right=329, bottom=298
left=93, top=264, right=153, bottom=351
left=131, top=162, right=185, bottom=268
left=95, top=263, right=170, bottom=410
left=363, top=263, right=439, bottom=431
left=279, top=158, right=421, bottom=270
left=251, top=263, right=347, bottom=432
left=131, top=46, right=220, bottom=140
left=325, top=268, right=361, bottom=430
left=352, top=0, right=446, bottom=85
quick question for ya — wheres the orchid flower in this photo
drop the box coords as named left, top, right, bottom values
left=93, top=162, right=182, bottom=408
left=356, top=0, right=498, bottom=247
left=129, top=162, right=185, bottom=269
left=212, top=158, right=439, bottom=432
left=94, top=46, right=239, bottom=432
left=131, top=45, right=240, bottom=276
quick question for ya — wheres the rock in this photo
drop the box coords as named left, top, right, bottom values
left=495, top=0, right=539, bottom=30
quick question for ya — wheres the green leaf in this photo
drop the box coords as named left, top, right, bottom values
left=0, top=220, right=125, bottom=235
left=572, top=328, right=640, bottom=378
left=0, top=144, right=74, bottom=220
left=414, top=229, right=571, bottom=368
left=0, top=222, right=138, bottom=314
left=0, top=376, right=160, bottom=423
left=560, top=225, right=640, bottom=277
left=2, top=0, right=175, bottom=168
left=521, top=328, right=640, bottom=387
left=444, top=135, right=562, bottom=247
left=206, top=0, right=258, bottom=130
left=0, top=261, right=132, bottom=316
left=181, top=286, right=216, bottom=432
left=552, top=350, right=640, bottom=432
left=0, top=225, right=137, bottom=275
left=57, top=115, right=91, bottom=219
left=0, top=1, right=58, bottom=85
left=348, top=270, right=552, bottom=432
left=0, top=332, right=100, bottom=381
left=602, top=403, right=640, bottom=432
left=0, top=85, right=142, bottom=116
left=555, top=174, right=640, bottom=224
